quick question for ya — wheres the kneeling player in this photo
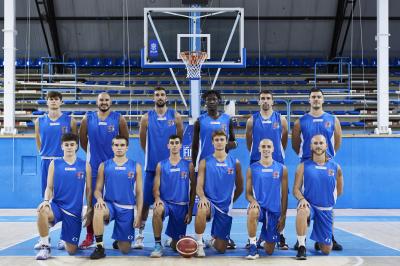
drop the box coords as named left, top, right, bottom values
left=194, top=130, right=243, bottom=256
left=246, top=139, right=288, bottom=259
left=150, top=135, right=196, bottom=257
left=293, top=134, right=344, bottom=260
left=90, top=135, right=143, bottom=259
left=35, top=133, right=92, bottom=260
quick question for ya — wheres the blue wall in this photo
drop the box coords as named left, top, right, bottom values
left=0, top=137, right=399, bottom=208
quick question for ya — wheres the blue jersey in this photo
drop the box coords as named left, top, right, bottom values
left=303, top=159, right=338, bottom=208
left=250, top=111, right=284, bottom=163
left=145, top=109, right=177, bottom=171
left=197, top=113, right=231, bottom=166
left=250, top=161, right=284, bottom=213
left=159, top=159, right=190, bottom=205
left=204, top=154, right=236, bottom=213
left=39, top=113, right=72, bottom=157
left=52, top=158, right=86, bottom=216
left=299, top=112, right=336, bottom=161
left=87, top=111, right=120, bottom=177
left=104, top=159, right=137, bottom=206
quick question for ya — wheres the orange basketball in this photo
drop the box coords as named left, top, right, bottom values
left=176, top=236, right=198, bottom=258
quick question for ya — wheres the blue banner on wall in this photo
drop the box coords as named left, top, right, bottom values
left=149, top=39, right=159, bottom=57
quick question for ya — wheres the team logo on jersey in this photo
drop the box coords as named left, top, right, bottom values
left=62, top=126, right=68, bottom=133
left=128, top=171, right=135, bottom=179
left=273, top=122, right=280, bottom=129
left=273, top=171, right=280, bottom=179
left=107, top=125, right=115, bottom=132
left=76, top=171, right=85, bottom=179
left=227, top=168, right=234, bottom=174
left=180, top=171, right=188, bottom=179
left=168, top=120, right=175, bottom=127
left=325, top=121, right=331, bottom=128
left=328, top=169, right=335, bottom=176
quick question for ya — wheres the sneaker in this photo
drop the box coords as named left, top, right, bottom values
left=294, top=239, right=306, bottom=251
left=34, top=237, right=51, bottom=250
left=164, top=238, right=172, bottom=247
left=90, top=246, right=106, bottom=260
left=112, top=240, right=119, bottom=250
left=256, top=238, right=265, bottom=249
left=79, top=234, right=94, bottom=249
left=57, top=240, right=65, bottom=250
left=226, top=238, right=236, bottom=249
left=195, top=243, right=205, bottom=257
left=133, top=235, right=144, bottom=249
left=277, top=234, right=289, bottom=250
left=296, top=245, right=307, bottom=260
left=35, top=245, right=51, bottom=260
left=150, top=243, right=163, bottom=258
left=204, top=238, right=214, bottom=249
left=314, top=242, right=320, bottom=251
left=246, top=244, right=259, bottom=260
left=332, top=236, right=343, bottom=251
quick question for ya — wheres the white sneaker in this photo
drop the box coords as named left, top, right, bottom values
left=36, top=245, right=51, bottom=260
left=195, top=243, right=205, bottom=257
left=133, top=235, right=144, bottom=249
left=204, top=238, right=215, bottom=249
left=34, top=237, right=51, bottom=250
left=57, top=240, right=65, bottom=250
left=164, top=237, right=172, bottom=247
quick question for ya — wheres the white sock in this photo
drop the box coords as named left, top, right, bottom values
left=40, top=236, right=49, bottom=246
left=249, top=236, right=257, bottom=245
left=138, top=221, right=146, bottom=235
left=196, top=234, right=203, bottom=244
left=297, top=235, right=306, bottom=247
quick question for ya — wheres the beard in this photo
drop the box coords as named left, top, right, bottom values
left=98, top=105, right=110, bottom=112
left=156, top=101, right=166, bottom=107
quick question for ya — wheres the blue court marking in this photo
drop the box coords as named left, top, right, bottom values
left=1, top=216, right=399, bottom=257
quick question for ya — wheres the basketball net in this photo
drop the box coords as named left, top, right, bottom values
left=180, top=51, right=208, bottom=80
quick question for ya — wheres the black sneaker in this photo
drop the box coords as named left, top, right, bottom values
left=332, top=236, right=343, bottom=251
left=226, top=238, right=236, bottom=249
left=112, top=240, right=118, bottom=250
left=296, top=245, right=307, bottom=260
left=90, top=246, right=106, bottom=260
left=294, top=239, right=306, bottom=250
left=314, top=242, right=320, bottom=251
left=277, top=234, right=289, bottom=250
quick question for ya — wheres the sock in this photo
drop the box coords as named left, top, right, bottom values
left=138, top=221, right=146, bottom=235
left=87, top=223, right=94, bottom=236
left=249, top=236, right=257, bottom=245
left=40, top=236, right=49, bottom=246
left=196, top=234, right=203, bottom=244
left=297, top=235, right=306, bottom=247
left=155, top=236, right=161, bottom=245
left=95, top=235, right=103, bottom=248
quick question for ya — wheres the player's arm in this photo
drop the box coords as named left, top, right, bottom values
left=281, top=166, right=289, bottom=215
left=83, top=163, right=93, bottom=227
left=119, top=115, right=129, bottom=139
left=93, top=163, right=105, bottom=206
left=188, top=163, right=196, bottom=215
left=293, top=163, right=309, bottom=208
left=233, top=160, right=244, bottom=203
left=152, top=163, right=162, bottom=206
left=245, top=167, right=259, bottom=210
left=281, top=115, right=289, bottom=150
left=336, top=165, right=344, bottom=197
left=245, top=116, right=253, bottom=151
left=226, top=118, right=237, bottom=151
left=196, top=159, right=209, bottom=207
left=291, top=119, right=301, bottom=155
left=79, top=115, right=88, bottom=152
left=70, top=117, right=78, bottom=135
left=191, top=119, right=200, bottom=167
left=139, top=113, right=148, bottom=151
left=38, top=160, right=54, bottom=211
left=334, top=117, right=342, bottom=152
left=134, top=163, right=143, bottom=228
left=34, top=118, right=41, bottom=152
left=175, top=112, right=184, bottom=139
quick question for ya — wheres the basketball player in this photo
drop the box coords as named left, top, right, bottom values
left=35, top=133, right=92, bottom=260
left=90, top=135, right=143, bottom=259
left=34, top=91, right=77, bottom=250
left=136, top=87, right=183, bottom=248
left=194, top=130, right=243, bottom=257
left=79, top=92, right=129, bottom=249
left=246, top=139, right=288, bottom=259
left=150, top=135, right=196, bottom=257
left=293, top=134, right=343, bottom=260
left=292, top=87, right=343, bottom=250
left=245, top=90, right=289, bottom=250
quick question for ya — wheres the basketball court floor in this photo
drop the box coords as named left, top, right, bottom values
left=0, top=209, right=399, bottom=265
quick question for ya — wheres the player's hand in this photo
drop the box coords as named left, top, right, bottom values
left=37, top=201, right=50, bottom=212
left=94, top=198, right=106, bottom=210
left=154, top=198, right=163, bottom=208
left=197, top=197, right=210, bottom=209
left=248, top=200, right=260, bottom=210
left=277, top=215, right=286, bottom=232
left=82, top=207, right=94, bottom=228
left=297, top=198, right=310, bottom=209
left=184, top=212, right=192, bottom=224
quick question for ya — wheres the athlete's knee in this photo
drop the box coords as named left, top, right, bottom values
left=213, top=239, right=227, bottom=253
left=248, top=207, right=259, bottom=219
left=65, top=243, right=78, bottom=255
left=153, top=205, right=164, bottom=218
left=297, top=207, right=310, bottom=218
left=264, top=242, right=275, bottom=255
left=320, top=244, right=332, bottom=255
left=118, top=241, right=131, bottom=254
left=196, top=206, right=208, bottom=217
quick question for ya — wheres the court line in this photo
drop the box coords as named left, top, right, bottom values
left=354, top=256, right=364, bottom=266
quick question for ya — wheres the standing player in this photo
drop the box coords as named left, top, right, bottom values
left=150, top=135, right=196, bottom=257
left=245, top=90, right=289, bottom=249
left=245, top=139, right=288, bottom=259
left=35, top=133, right=92, bottom=260
left=194, top=130, right=243, bottom=257
left=137, top=87, right=183, bottom=248
left=292, top=87, right=343, bottom=250
left=90, top=135, right=143, bottom=259
left=293, top=135, right=344, bottom=260
left=34, top=91, right=77, bottom=250
left=79, top=92, right=129, bottom=249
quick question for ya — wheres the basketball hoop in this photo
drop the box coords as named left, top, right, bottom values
left=180, top=51, right=208, bottom=79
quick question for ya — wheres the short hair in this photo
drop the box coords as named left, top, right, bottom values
left=154, top=87, right=167, bottom=94
left=112, top=135, right=129, bottom=146
left=168, top=134, right=182, bottom=143
left=46, top=91, right=62, bottom=100
left=202, top=90, right=221, bottom=101
left=259, top=90, right=273, bottom=99
left=61, top=133, right=79, bottom=144
left=212, top=129, right=227, bottom=140
left=309, top=87, right=324, bottom=96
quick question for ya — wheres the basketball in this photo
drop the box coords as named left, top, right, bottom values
left=176, top=236, right=198, bottom=258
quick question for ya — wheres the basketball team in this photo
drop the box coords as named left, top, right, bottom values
left=34, top=87, right=343, bottom=260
